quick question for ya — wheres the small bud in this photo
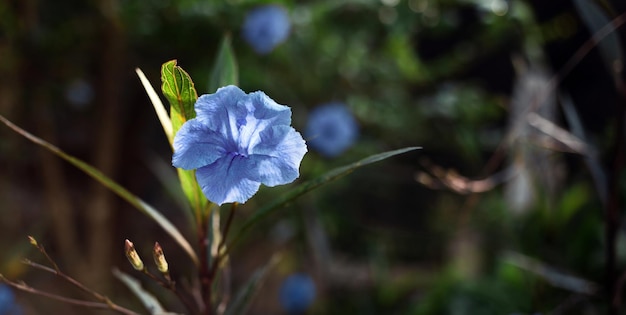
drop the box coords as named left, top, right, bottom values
left=153, top=242, right=169, bottom=274
left=124, top=239, right=144, bottom=271
left=27, top=236, right=38, bottom=246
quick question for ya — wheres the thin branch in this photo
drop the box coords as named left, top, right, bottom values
left=0, top=274, right=139, bottom=315
left=28, top=236, right=60, bottom=273
left=415, top=163, right=516, bottom=194
left=22, top=259, right=108, bottom=302
left=526, top=112, right=590, bottom=154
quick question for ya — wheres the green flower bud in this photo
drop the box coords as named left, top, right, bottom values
left=124, top=239, right=144, bottom=271
left=153, top=242, right=169, bottom=274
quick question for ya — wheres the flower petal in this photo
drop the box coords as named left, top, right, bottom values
left=248, top=125, right=307, bottom=186
left=172, top=119, right=228, bottom=170
left=196, top=155, right=262, bottom=205
left=195, top=86, right=248, bottom=142
left=238, top=91, right=292, bottom=151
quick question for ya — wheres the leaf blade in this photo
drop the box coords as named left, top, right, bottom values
left=229, top=146, right=421, bottom=249
left=573, top=0, right=624, bottom=79
left=209, top=35, right=239, bottom=93
left=112, top=268, right=181, bottom=315
left=136, top=68, right=173, bottom=145
left=224, top=254, right=281, bottom=315
left=0, top=114, right=199, bottom=266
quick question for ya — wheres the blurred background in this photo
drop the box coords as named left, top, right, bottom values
left=1, top=0, right=625, bottom=314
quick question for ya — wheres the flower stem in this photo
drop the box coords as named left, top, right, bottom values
left=198, top=205, right=212, bottom=315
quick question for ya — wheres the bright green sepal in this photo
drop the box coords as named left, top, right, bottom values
left=209, top=35, right=239, bottom=93
left=161, top=60, right=208, bottom=216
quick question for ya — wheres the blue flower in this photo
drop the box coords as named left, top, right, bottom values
left=0, top=284, right=21, bottom=315
left=279, top=273, right=316, bottom=314
left=242, top=5, right=291, bottom=54
left=172, top=85, right=307, bottom=206
left=305, top=103, right=359, bottom=157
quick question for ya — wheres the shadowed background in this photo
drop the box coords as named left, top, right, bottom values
left=1, top=0, right=625, bottom=314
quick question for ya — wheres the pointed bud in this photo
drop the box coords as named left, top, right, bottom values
left=124, top=239, right=144, bottom=271
left=153, top=242, right=169, bottom=274
left=27, top=236, right=38, bottom=246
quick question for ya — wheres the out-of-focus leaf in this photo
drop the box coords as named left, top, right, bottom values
left=0, top=114, right=199, bottom=266
left=224, top=254, right=281, bottom=315
left=146, top=154, right=192, bottom=221
left=136, top=68, right=173, bottom=145
left=209, top=35, right=239, bottom=93
left=207, top=203, right=221, bottom=267
left=229, top=146, right=421, bottom=249
left=502, top=251, right=598, bottom=295
left=573, top=0, right=624, bottom=79
left=559, top=92, right=607, bottom=205
left=161, top=60, right=208, bottom=216
left=112, top=268, right=181, bottom=315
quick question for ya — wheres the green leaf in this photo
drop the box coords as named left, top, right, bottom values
left=573, top=0, right=624, bottom=79
left=208, top=35, right=239, bottom=93
left=229, top=146, right=421, bottom=249
left=177, top=167, right=209, bottom=216
left=112, top=268, right=181, bottom=315
left=136, top=68, right=173, bottom=145
left=224, top=254, right=281, bottom=315
left=0, top=114, right=199, bottom=266
left=161, top=59, right=198, bottom=134
left=161, top=60, right=208, bottom=216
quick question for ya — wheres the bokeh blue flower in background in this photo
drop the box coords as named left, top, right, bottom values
left=279, top=273, right=316, bottom=314
left=0, top=284, right=22, bottom=315
left=305, top=103, right=359, bottom=158
left=172, top=85, right=307, bottom=205
left=241, top=5, right=291, bottom=55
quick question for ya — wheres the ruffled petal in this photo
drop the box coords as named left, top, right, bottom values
left=248, top=125, right=307, bottom=186
left=172, top=119, right=228, bottom=170
left=195, top=86, right=248, bottom=143
left=196, top=155, right=262, bottom=205
left=238, top=91, right=292, bottom=151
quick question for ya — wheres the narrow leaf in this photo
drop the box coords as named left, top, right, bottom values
left=229, top=147, right=421, bottom=249
left=224, top=254, right=281, bottom=315
left=209, top=35, right=239, bottom=93
left=573, top=0, right=624, bottom=79
left=112, top=268, right=181, bottom=315
left=0, top=114, right=199, bottom=266
left=136, top=68, right=173, bottom=145
left=177, top=168, right=209, bottom=216
left=559, top=92, right=607, bottom=205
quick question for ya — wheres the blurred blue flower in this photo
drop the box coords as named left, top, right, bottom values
left=172, top=85, right=307, bottom=205
left=0, top=284, right=21, bottom=315
left=242, top=5, right=291, bottom=54
left=305, top=103, right=359, bottom=157
left=279, top=273, right=316, bottom=314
